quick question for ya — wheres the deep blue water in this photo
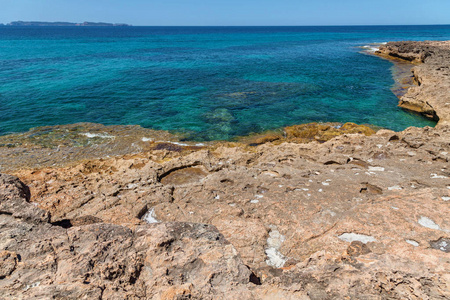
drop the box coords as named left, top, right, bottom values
left=1, top=25, right=449, bottom=140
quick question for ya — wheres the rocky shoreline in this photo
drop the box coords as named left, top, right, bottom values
left=376, top=40, right=450, bottom=125
left=1, top=41, right=450, bottom=299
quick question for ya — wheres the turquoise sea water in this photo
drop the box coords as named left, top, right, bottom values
left=1, top=25, right=449, bottom=140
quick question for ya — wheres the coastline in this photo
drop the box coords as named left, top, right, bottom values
left=1, top=41, right=450, bottom=299
left=375, top=40, right=450, bottom=125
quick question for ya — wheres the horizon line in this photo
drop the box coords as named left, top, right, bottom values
left=1, top=22, right=450, bottom=27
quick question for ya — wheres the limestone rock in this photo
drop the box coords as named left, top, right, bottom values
left=377, top=40, right=450, bottom=125
left=0, top=176, right=256, bottom=299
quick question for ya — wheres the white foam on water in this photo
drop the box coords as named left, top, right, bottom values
left=265, top=226, right=287, bottom=268
left=142, top=208, right=159, bottom=224
left=338, top=233, right=377, bottom=244
left=418, top=216, right=440, bottom=230
left=362, top=45, right=380, bottom=52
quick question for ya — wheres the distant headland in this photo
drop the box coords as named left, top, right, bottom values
left=2, top=21, right=131, bottom=27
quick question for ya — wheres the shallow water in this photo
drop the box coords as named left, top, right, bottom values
left=1, top=25, right=449, bottom=140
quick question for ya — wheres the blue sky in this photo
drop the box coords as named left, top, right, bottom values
left=1, top=0, right=449, bottom=26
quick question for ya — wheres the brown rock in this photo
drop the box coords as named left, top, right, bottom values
left=377, top=40, right=450, bottom=125
left=0, top=181, right=256, bottom=299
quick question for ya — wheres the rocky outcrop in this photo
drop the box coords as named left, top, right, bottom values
left=2, top=124, right=450, bottom=298
left=0, top=174, right=257, bottom=299
left=376, top=41, right=450, bottom=125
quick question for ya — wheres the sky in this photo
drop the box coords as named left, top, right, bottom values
left=0, top=0, right=449, bottom=26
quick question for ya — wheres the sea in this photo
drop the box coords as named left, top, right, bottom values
left=1, top=25, right=450, bottom=141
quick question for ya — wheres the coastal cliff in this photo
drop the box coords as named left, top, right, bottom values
left=376, top=40, right=450, bottom=126
left=1, top=41, right=450, bottom=299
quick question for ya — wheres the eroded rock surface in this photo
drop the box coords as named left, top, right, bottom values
left=0, top=175, right=256, bottom=299
left=377, top=40, right=450, bottom=125
left=2, top=124, right=449, bottom=299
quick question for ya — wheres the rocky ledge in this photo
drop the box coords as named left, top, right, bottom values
left=1, top=41, right=450, bottom=299
left=376, top=40, right=450, bottom=125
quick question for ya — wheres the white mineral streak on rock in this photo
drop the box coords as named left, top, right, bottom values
left=265, top=226, right=287, bottom=268
left=368, top=166, right=385, bottom=172
left=142, top=208, right=159, bottom=224
left=406, top=240, right=419, bottom=247
left=82, top=133, right=115, bottom=139
left=442, top=197, right=450, bottom=202
left=141, top=137, right=154, bottom=142
left=24, top=281, right=40, bottom=291
left=250, top=200, right=259, bottom=204
left=171, top=142, right=189, bottom=146
left=388, top=185, right=402, bottom=190
left=437, top=240, right=448, bottom=251
left=418, top=216, right=440, bottom=230
left=431, top=173, right=448, bottom=179
left=338, top=233, right=377, bottom=244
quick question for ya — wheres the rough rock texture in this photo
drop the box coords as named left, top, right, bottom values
left=377, top=41, right=450, bottom=125
left=2, top=124, right=449, bottom=299
left=0, top=174, right=256, bottom=299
